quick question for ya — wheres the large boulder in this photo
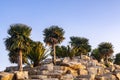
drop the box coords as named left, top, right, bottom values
left=30, top=75, right=47, bottom=79
left=14, top=71, right=28, bottom=80
left=40, top=63, right=53, bottom=71
left=61, top=74, right=73, bottom=80
left=87, top=67, right=97, bottom=75
left=78, top=69, right=88, bottom=75
left=0, top=72, right=14, bottom=80
left=95, top=73, right=116, bottom=80
left=5, top=66, right=18, bottom=72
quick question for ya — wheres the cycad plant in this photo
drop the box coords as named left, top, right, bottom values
left=27, top=41, right=48, bottom=67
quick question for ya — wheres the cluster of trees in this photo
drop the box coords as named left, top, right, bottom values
left=4, top=23, right=120, bottom=71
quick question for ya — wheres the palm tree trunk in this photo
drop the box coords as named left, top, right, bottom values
left=106, top=56, right=108, bottom=64
left=53, top=44, right=56, bottom=65
left=18, top=49, right=23, bottom=71
left=80, top=53, right=82, bottom=59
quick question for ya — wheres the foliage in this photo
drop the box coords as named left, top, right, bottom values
left=69, top=36, right=91, bottom=58
left=98, top=42, right=114, bottom=63
left=114, top=53, right=120, bottom=65
left=27, top=41, right=48, bottom=67
left=91, top=48, right=101, bottom=62
left=5, top=23, right=32, bottom=71
left=54, top=45, right=71, bottom=58
left=8, top=50, right=28, bottom=64
left=43, top=26, right=65, bottom=46
left=43, top=25, right=65, bottom=64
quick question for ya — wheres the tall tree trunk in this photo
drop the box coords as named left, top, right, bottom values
left=18, top=49, right=23, bottom=71
left=53, top=44, right=56, bottom=65
left=80, top=52, right=82, bottom=59
left=106, top=56, right=108, bottom=64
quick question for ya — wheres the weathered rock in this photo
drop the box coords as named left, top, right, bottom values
left=40, top=63, right=53, bottom=71
left=62, top=57, right=70, bottom=63
left=61, top=74, right=73, bottom=80
left=81, top=55, right=90, bottom=61
left=97, top=66, right=105, bottom=75
left=76, top=74, right=95, bottom=80
left=40, top=70, right=49, bottom=75
left=87, top=67, right=97, bottom=75
left=0, top=72, right=14, bottom=80
left=106, top=66, right=115, bottom=72
left=14, top=71, right=28, bottom=80
left=5, top=66, right=18, bottom=72
left=113, top=71, right=120, bottom=80
left=47, top=72, right=62, bottom=79
left=95, top=73, right=116, bottom=80
left=30, top=75, right=47, bottom=79
left=69, top=62, right=86, bottom=70
left=78, top=69, right=88, bottom=75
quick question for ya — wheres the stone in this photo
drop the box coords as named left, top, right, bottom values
left=40, top=70, right=49, bottom=75
left=97, top=66, right=105, bottom=75
left=62, top=57, right=70, bottom=63
left=114, top=71, right=120, bottom=79
left=14, top=71, right=28, bottom=80
left=61, top=74, right=73, bottom=80
left=5, top=66, right=18, bottom=72
left=95, top=73, right=116, bottom=80
left=47, top=72, right=62, bottom=79
left=68, top=62, right=86, bottom=70
left=0, top=72, right=14, bottom=80
left=78, top=69, right=88, bottom=75
left=81, top=55, right=90, bottom=61
left=76, top=74, right=95, bottom=80
left=40, top=63, right=53, bottom=71
left=87, top=67, right=97, bottom=75
left=30, top=75, right=47, bottom=79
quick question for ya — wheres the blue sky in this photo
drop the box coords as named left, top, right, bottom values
left=0, top=0, right=120, bottom=71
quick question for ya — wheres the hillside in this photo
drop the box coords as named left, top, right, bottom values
left=1, top=55, right=120, bottom=80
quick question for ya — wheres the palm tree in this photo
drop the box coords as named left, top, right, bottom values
left=55, top=45, right=70, bottom=58
left=5, top=24, right=32, bottom=71
left=98, top=42, right=114, bottom=63
left=70, top=36, right=91, bottom=58
left=43, top=26, right=65, bottom=65
left=114, top=53, right=120, bottom=65
left=27, top=41, right=48, bottom=67
left=91, top=48, right=101, bottom=62
left=8, top=50, right=28, bottom=64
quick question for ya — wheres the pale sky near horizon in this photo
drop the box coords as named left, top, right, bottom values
left=0, top=0, right=120, bottom=71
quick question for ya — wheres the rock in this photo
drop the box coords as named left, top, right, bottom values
left=30, top=75, right=47, bottom=79
left=95, top=73, right=116, bottom=80
left=113, top=71, right=120, bottom=80
left=70, top=62, right=86, bottom=70
left=76, top=74, right=95, bottom=80
left=40, top=70, right=49, bottom=75
left=43, top=58, right=52, bottom=64
left=97, top=66, right=105, bottom=75
left=106, top=66, right=115, bottom=72
left=114, top=64, right=120, bottom=70
left=43, top=78, right=59, bottom=80
left=0, top=72, right=14, bottom=80
left=14, top=71, right=28, bottom=80
left=78, top=69, right=88, bottom=75
left=5, top=66, right=18, bottom=72
left=61, top=74, right=73, bottom=80
left=81, top=55, right=90, bottom=61
left=40, top=63, right=53, bottom=71
left=87, top=67, right=97, bottom=75
left=47, top=72, right=62, bottom=79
